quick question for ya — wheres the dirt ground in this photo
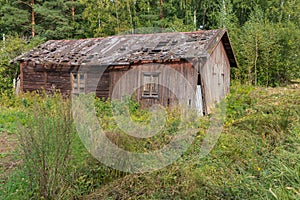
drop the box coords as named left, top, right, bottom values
left=0, top=131, right=20, bottom=182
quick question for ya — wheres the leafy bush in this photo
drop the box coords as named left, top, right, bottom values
left=0, top=35, right=44, bottom=97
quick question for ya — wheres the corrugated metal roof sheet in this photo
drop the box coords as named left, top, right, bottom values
left=13, top=29, right=237, bottom=67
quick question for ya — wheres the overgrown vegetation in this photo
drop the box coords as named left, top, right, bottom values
left=17, top=93, right=75, bottom=199
left=0, top=35, right=44, bottom=96
left=0, top=1, right=299, bottom=198
left=0, top=84, right=299, bottom=199
left=86, top=84, right=300, bottom=200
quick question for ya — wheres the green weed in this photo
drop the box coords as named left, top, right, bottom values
left=0, top=85, right=299, bottom=199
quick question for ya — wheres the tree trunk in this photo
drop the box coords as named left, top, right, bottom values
left=160, top=0, right=164, bottom=28
left=221, top=0, right=226, bottom=28
left=194, top=9, right=197, bottom=30
left=127, top=0, right=134, bottom=34
left=31, top=0, right=35, bottom=37
left=202, top=8, right=206, bottom=28
left=184, top=0, right=187, bottom=25
left=71, top=0, right=75, bottom=22
left=254, top=34, right=258, bottom=86
left=114, top=0, right=120, bottom=34
left=193, top=0, right=200, bottom=30
left=201, top=0, right=206, bottom=28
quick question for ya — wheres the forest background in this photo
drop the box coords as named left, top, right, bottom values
left=0, top=0, right=299, bottom=95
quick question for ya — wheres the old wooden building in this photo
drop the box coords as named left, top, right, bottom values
left=13, top=29, right=237, bottom=115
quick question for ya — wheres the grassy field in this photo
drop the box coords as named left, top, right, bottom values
left=0, top=83, right=299, bottom=199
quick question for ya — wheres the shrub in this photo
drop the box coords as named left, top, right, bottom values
left=17, top=92, right=75, bottom=199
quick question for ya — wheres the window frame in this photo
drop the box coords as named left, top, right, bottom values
left=142, top=72, right=160, bottom=98
left=71, top=72, right=86, bottom=94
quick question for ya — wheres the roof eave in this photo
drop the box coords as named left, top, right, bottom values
left=205, top=29, right=238, bottom=68
left=221, top=30, right=238, bottom=68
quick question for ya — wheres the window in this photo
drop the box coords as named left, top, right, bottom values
left=142, top=73, right=159, bottom=97
left=72, top=73, right=86, bottom=94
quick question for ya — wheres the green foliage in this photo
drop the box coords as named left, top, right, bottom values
left=85, top=84, right=300, bottom=200
left=0, top=84, right=299, bottom=199
left=277, top=22, right=300, bottom=82
left=0, top=35, right=44, bottom=97
left=0, top=0, right=89, bottom=39
left=0, top=169, right=32, bottom=200
left=0, top=1, right=31, bottom=36
left=231, top=3, right=300, bottom=86
left=93, top=96, right=193, bottom=153
left=0, top=35, right=26, bottom=96
left=225, top=82, right=256, bottom=123
left=16, top=92, right=75, bottom=199
left=0, top=0, right=299, bottom=197
left=0, top=108, right=26, bottom=134
left=34, top=0, right=87, bottom=39
left=0, top=0, right=299, bottom=89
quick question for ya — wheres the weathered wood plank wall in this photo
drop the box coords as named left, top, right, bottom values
left=20, top=41, right=231, bottom=115
left=200, top=41, right=230, bottom=114
left=21, top=61, right=73, bottom=95
left=109, top=61, right=198, bottom=108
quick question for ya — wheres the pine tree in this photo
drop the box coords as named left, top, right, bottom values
left=237, top=7, right=265, bottom=85
left=0, top=0, right=31, bottom=36
left=33, top=0, right=71, bottom=39
left=236, top=6, right=289, bottom=86
left=0, top=35, right=44, bottom=95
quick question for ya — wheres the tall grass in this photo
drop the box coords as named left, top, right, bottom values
left=16, top=92, right=75, bottom=199
left=86, top=85, right=300, bottom=199
left=1, top=85, right=299, bottom=199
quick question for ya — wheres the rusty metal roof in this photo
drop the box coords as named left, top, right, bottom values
left=13, top=29, right=237, bottom=67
